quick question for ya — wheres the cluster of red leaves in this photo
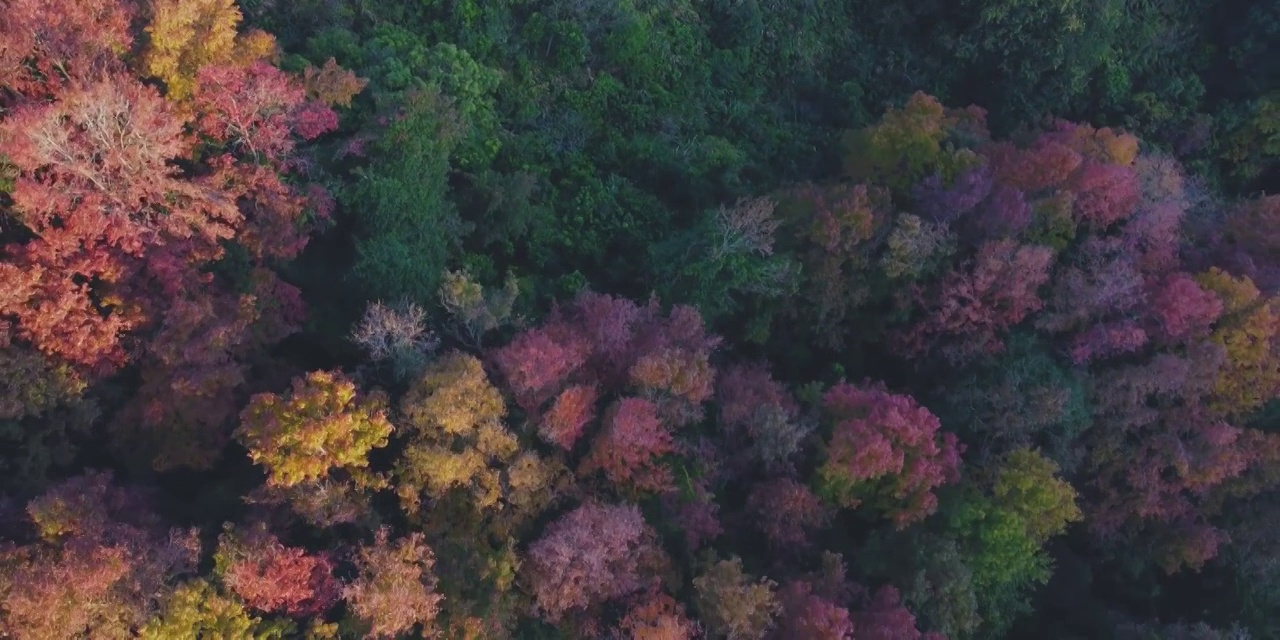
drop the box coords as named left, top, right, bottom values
left=492, top=292, right=720, bottom=493
left=849, top=585, right=946, bottom=640
left=219, top=525, right=340, bottom=617
left=1147, top=273, right=1223, bottom=344
left=776, top=580, right=854, bottom=640
left=897, top=240, right=1054, bottom=364
left=1083, top=344, right=1279, bottom=571
left=661, top=480, right=724, bottom=551
left=818, top=383, right=963, bottom=528
left=580, top=398, right=677, bottom=493
left=539, top=384, right=599, bottom=450
left=0, top=0, right=133, bottom=98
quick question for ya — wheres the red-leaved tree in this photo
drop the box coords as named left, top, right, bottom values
left=816, top=382, right=963, bottom=528
left=216, top=524, right=340, bottom=617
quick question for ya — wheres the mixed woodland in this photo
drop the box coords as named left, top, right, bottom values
left=2, top=0, right=1280, bottom=637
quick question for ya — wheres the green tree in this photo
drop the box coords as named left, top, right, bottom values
left=350, top=88, right=466, bottom=305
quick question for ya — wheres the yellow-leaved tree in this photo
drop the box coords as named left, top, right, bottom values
left=394, top=351, right=566, bottom=530
left=236, top=369, right=393, bottom=489
left=143, top=0, right=276, bottom=101
left=1196, top=268, right=1280, bottom=417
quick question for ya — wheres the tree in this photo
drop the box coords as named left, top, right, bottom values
left=343, top=528, right=444, bottom=639
left=138, top=580, right=264, bottom=640
left=716, top=362, right=808, bottom=472
left=490, top=326, right=590, bottom=415
left=394, top=351, right=524, bottom=515
left=746, top=478, right=831, bottom=549
left=1, top=5, right=340, bottom=472
left=349, top=300, right=440, bottom=380
left=775, top=580, right=854, bottom=640
left=934, top=333, right=1091, bottom=468
left=991, top=449, right=1082, bottom=543
left=539, top=384, right=599, bottom=451
left=0, top=73, right=222, bottom=374
left=350, top=88, right=464, bottom=304
left=816, top=382, right=963, bottom=527
left=143, top=0, right=276, bottom=101
left=775, top=182, right=890, bottom=348
left=523, top=501, right=651, bottom=622
left=616, top=586, right=700, bottom=640
left=438, top=269, right=518, bottom=348
left=0, top=473, right=200, bottom=639
left=580, top=397, right=677, bottom=494
left=0, top=0, right=134, bottom=96
left=302, top=57, right=369, bottom=108
left=215, top=524, right=340, bottom=618
left=849, top=586, right=944, bottom=640
left=0, top=538, right=135, bottom=639
left=841, top=92, right=986, bottom=194
left=1196, top=268, right=1280, bottom=417
left=897, top=240, right=1054, bottom=364
left=236, top=370, right=393, bottom=489
left=693, top=557, right=781, bottom=640
left=399, top=352, right=504, bottom=438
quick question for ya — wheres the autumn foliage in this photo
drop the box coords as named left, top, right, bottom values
left=236, top=370, right=393, bottom=488
left=817, top=382, right=963, bottom=527
left=523, top=501, right=653, bottom=621
left=4, top=9, right=1280, bottom=636
left=343, top=528, right=444, bottom=638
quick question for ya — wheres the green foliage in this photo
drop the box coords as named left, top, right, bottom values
left=139, top=581, right=276, bottom=640
left=349, top=87, right=465, bottom=305
left=991, top=449, right=1083, bottom=543
left=945, top=492, right=1054, bottom=638
left=934, top=333, right=1091, bottom=469
left=648, top=198, right=799, bottom=331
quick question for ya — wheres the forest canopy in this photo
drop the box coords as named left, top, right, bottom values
left=1, top=0, right=1278, bottom=638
